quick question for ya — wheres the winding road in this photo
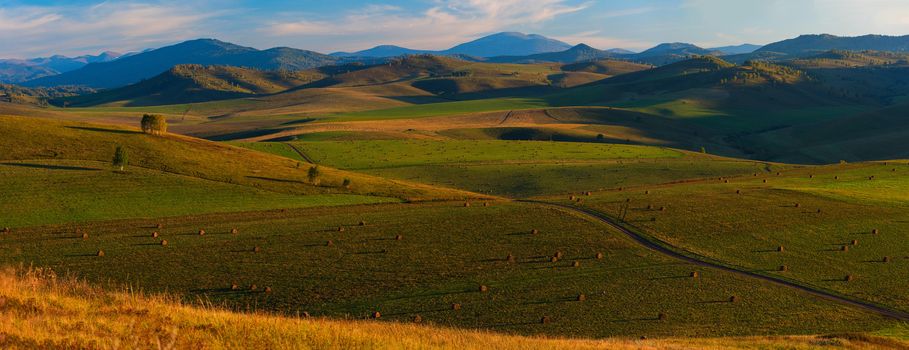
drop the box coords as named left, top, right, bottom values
left=521, top=199, right=909, bottom=321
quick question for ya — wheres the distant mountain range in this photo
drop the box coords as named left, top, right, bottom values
left=23, top=39, right=337, bottom=88
left=11, top=32, right=909, bottom=89
left=0, top=52, right=124, bottom=83
left=332, top=32, right=573, bottom=58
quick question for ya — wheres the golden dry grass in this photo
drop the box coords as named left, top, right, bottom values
left=1, top=267, right=907, bottom=350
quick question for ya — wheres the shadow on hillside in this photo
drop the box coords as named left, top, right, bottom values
left=1, top=162, right=100, bottom=171
left=246, top=175, right=305, bottom=184
left=66, top=126, right=140, bottom=134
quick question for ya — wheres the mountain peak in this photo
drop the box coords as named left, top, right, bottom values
left=444, top=32, right=572, bottom=57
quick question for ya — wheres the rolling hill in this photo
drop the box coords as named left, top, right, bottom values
left=333, top=32, right=574, bottom=58
left=757, top=34, right=909, bottom=56
left=23, top=39, right=339, bottom=89
left=59, top=64, right=326, bottom=107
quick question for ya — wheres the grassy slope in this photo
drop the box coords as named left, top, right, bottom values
left=0, top=159, right=394, bottom=228
left=0, top=202, right=892, bottom=338
left=4, top=268, right=907, bottom=350
left=0, top=115, right=484, bottom=226
left=235, top=140, right=776, bottom=197
left=550, top=161, right=909, bottom=313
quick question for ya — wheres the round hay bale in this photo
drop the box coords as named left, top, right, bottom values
left=569, top=195, right=576, bottom=201
left=852, top=239, right=858, bottom=246
left=883, top=256, right=892, bottom=263
left=231, top=228, right=239, bottom=234
left=646, top=204, right=653, bottom=210
left=729, top=295, right=740, bottom=303
left=724, top=180, right=729, bottom=183
left=152, top=231, right=159, bottom=238
left=779, top=265, right=788, bottom=272
left=395, top=234, right=403, bottom=241
left=872, top=229, right=879, bottom=235
left=198, top=229, right=206, bottom=236
left=644, top=190, right=650, bottom=195
left=301, top=311, right=311, bottom=318
left=554, top=251, right=563, bottom=259
left=160, top=240, right=168, bottom=246
left=250, top=284, right=257, bottom=291
left=540, top=316, right=551, bottom=324
left=479, top=285, right=489, bottom=292
left=82, top=233, right=89, bottom=240
left=777, top=245, right=785, bottom=252
left=531, top=229, right=539, bottom=235
left=595, top=252, right=604, bottom=259
left=659, top=206, right=666, bottom=211
left=2, top=227, right=9, bottom=234
left=736, top=189, right=741, bottom=194
left=264, top=287, right=272, bottom=293
left=412, top=314, right=422, bottom=323
left=835, top=176, right=839, bottom=180
left=841, top=245, right=849, bottom=252
left=506, top=254, right=516, bottom=263
left=96, top=250, right=105, bottom=257
left=690, top=271, right=699, bottom=278
left=359, top=221, right=367, bottom=226
left=338, top=226, right=345, bottom=232
left=576, top=294, right=586, bottom=302
left=809, top=174, right=814, bottom=178
left=550, top=256, right=559, bottom=263
left=845, top=275, right=854, bottom=282
left=817, top=209, right=822, bottom=213
left=585, top=191, right=592, bottom=196
left=231, top=283, right=238, bottom=290
left=326, top=240, right=334, bottom=247
left=794, top=203, right=800, bottom=208
left=463, top=202, right=470, bottom=207
left=483, top=202, right=489, bottom=207
left=658, top=313, right=667, bottom=321
left=253, top=246, right=261, bottom=253
left=156, top=223, right=163, bottom=229
left=451, top=303, right=461, bottom=311
left=372, top=311, right=381, bottom=319
left=572, top=261, right=580, bottom=268
left=763, top=179, right=767, bottom=183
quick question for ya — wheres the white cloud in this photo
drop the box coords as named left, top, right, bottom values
left=0, top=2, right=223, bottom=58
left=264, top=0, right=589, bottom=51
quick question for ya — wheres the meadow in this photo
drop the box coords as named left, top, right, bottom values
left=551, top=161, right=909, bottom=313
left=0, top=202, right=892, bottom=338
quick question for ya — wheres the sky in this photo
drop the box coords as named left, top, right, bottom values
left=2, top=0, right=909, bottom=58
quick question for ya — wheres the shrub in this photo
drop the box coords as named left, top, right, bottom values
left=112, top=145, right=128, bottom=171
left=140, top=114, right=168, bottom=135
left=307, top=166, right=321, bottom=184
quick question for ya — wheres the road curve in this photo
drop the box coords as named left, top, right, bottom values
left=520, top=199, right=909, bottom=321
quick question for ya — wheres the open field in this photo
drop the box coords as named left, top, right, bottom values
left=4, top=267, right=909, bottom=349
left=0, top=202, right=894, bottom=338
left=549, top=161, right=909, bottom=313
left=235, top=140, right=777, bottom=197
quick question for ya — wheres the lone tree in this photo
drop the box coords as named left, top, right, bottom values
left=141, top=114, right=168, bottom=135
left=112, top=146, right=128, bottom=171
left=307, top=166, right=321, bottom=185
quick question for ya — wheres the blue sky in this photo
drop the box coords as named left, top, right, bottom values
left=2, top=0, right=909, bottom=58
